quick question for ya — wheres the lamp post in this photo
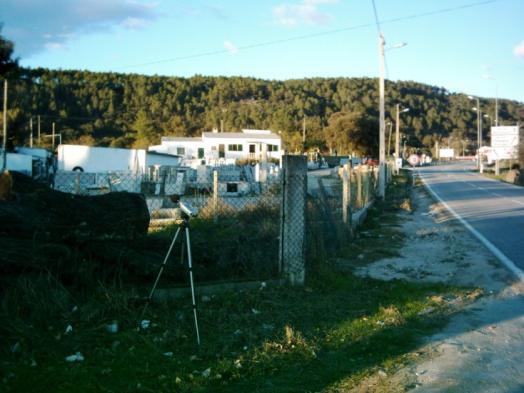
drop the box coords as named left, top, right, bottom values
left=395, top=105, right=409, bottom=174
left=468, top=95, right=481, bottom=169
left=378, top=38, right=407, bottom=199
left=482, top=74, right=498, bottom=126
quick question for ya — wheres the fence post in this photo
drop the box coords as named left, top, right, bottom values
left=213, top=170, right=219, bottom=223
left=279, top=155, right=307, bottom=286
left=356, top=167, right=362, bottom=208
left=74, top=173, right=80, bottom=195
left=342, top=162, right=352, bottom=228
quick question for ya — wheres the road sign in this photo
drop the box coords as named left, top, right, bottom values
left=439, top=148, right=454, bottom=159
left=491, top=126, right=519, bottom=159
left=408, top=154, right=420, bottom=167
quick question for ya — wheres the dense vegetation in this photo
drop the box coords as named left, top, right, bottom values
left=1, top=31, right=522, bottom=156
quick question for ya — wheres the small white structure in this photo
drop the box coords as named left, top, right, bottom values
left=57, top=145, right=181, bottom=174
left=149, top=129, right=282, bottom=167
left=439, top=148, right=455, bottom=159
left=2, top=147, right=53, bottom=178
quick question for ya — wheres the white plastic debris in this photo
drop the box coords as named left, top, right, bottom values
left=65, top=352, right=84, bottom=362
left=140, top=320, right=150, bottom=330
left=71, top=306, right=78, bottom=313
left=260, top=282, right=267, bottom=290
left=233, top=329, right=242, bottom=336
left=106, top=321, right=118, bottom=333
left=251, top=308, right=261, bottom=315
left=163, top=352, right=173, bottom=357
left=201, top=368, right=211, bottom=378
left=65, top=325, right=73, bottom=334
left=234, top=359, right=242, bottom=369
left=11, top=342, right=21, bottom=353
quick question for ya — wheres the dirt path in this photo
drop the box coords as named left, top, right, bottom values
left=355, top=185, right=524, bottom=392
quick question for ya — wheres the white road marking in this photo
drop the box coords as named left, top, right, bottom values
left=419, top=172, right=524, bottom=282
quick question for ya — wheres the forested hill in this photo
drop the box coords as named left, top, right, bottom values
left=4, top=67, right=522, bottom=155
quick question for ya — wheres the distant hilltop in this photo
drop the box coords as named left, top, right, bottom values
left=5, top=68, right=523, bottom=156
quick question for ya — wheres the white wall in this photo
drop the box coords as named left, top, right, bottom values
left=57, top=145, right=147, bottom=173
left=6, top=153, right=33, bottom=175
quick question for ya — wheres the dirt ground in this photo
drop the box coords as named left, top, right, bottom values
left=353, top=185, right=524, bottom=392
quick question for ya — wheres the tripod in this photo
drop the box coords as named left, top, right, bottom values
left=140, top=215, right=201, bottom=345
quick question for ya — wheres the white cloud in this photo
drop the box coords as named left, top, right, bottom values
left=44, top=42, right=66, bottom=51
left=224, top=41, right=239, bottom=54
left=120, top=17, right=150, bottom=30
left=273, top=0, right=338, bottom=27
left=513, top=40, right=524, bottom=60
left=2, top=0, right=159, bottom=57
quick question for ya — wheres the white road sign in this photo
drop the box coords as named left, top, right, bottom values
left=491, top=126, right=519, bottom=159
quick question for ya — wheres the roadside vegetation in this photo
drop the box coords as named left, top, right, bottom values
left=0, top=172, right=477, bottom=392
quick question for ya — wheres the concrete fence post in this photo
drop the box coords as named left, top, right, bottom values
left=213, top=170, right=219, bottom=223
left=279, top=155, right=307, bottom=286
left=342, top=162, right=352, bottom=227
left=356, top=167, right=362, bottom=208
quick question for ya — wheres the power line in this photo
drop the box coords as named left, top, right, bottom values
left=371, top=0, right=382, bottom=34
left=114, top=0, right=502, bottom=71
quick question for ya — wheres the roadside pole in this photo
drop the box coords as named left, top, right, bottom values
left=2, top=80, right=7, bottom=171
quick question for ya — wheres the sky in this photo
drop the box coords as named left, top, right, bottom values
left=2, top=0, right=524, bottom=103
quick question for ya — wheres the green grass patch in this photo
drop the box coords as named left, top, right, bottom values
left=1, top=266, right=472, bottom=392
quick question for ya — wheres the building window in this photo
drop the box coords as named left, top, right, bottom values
left=226, top=182, right=238, bottom=193
left=176, top=147, right=185, bottom=155
left=228, top=144, right=243, bottom=151
left=198, top=148, right=204, bottom=159
left=249, top=144, right=256, bottom=153
left=267, top=144, right=278, bottom=152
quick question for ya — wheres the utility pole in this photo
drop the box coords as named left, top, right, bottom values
left=2, top=80, right=7, bottom=171
left=395, top=104, right=400, bottom=174
left=52, top=122, right=56, bottom=151
left=378, top=33, right=386, bottom=200
left=302, top=116, right=306, bottom=153
left=38, top=115, right=41, bottom=145
left=29, top=117, right=33, bottom=148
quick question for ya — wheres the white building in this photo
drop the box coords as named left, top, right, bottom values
left=57, top=144, right=182, bottom=173
left=149, top=129, right=282, bottom=166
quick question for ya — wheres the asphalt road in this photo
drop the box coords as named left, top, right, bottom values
left=416, top=162, right=524, bottom=277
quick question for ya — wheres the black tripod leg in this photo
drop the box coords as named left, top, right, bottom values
left=185, top=225, right=201, bottom=345
left=138, top=226, right=182, bottom=328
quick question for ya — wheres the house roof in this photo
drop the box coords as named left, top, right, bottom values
left=147, top=151, right=182, bottom=159
left=202, top=132, right=280, bottom=141
left=161, top=136, right=201, bottom=142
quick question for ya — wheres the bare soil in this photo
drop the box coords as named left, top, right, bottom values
left=352, top=185, right=524, bottom=392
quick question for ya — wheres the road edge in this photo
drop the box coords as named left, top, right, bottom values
left=417, top=172, right=524, bottom=282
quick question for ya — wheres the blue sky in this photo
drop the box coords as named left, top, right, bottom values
left=2, top=0, right=524, bottom=102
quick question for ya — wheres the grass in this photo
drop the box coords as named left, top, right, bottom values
left=0, top=171, right=476, bottom=392
left=0, top=269, right=473, bottom=393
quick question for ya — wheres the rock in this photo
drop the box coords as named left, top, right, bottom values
left=505, top=169, right=520, bottom=184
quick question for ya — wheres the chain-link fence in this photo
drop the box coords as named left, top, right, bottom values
left=53, top=163, right=282, bottom=282
left=51, top=159, right=391, bottom=285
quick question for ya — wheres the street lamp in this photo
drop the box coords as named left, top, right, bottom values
left=468, top=95, right=482, bottom=169
left=483, top=113, right=493, bottom=127
left=395, top=105, right=409, bottom=174
left=378, top=36, right=407, bottom=199
left=482, top=74, right=499, bottom=126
